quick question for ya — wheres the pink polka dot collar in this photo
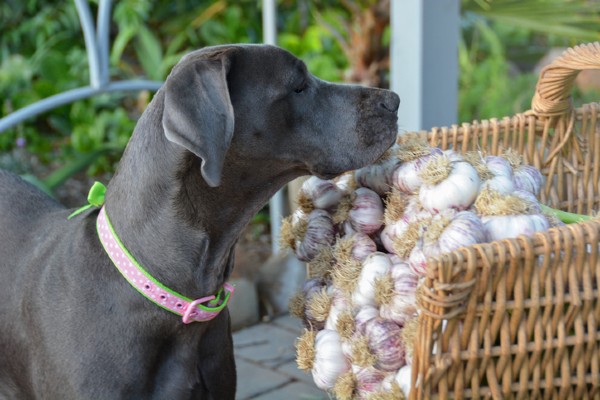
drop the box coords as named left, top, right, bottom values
left=96, top=206, right=234, bottom=324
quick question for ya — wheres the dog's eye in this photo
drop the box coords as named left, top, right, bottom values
left=294, top=82, right=307, bottom=94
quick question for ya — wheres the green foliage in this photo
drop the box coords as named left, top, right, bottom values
left=459, top=0, right=600, bottom=121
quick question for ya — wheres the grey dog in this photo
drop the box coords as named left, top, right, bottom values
left=0, top=44, right=399, bottom=399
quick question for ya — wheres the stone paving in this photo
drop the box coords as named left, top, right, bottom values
left=233, top=314, right=329, bottom=400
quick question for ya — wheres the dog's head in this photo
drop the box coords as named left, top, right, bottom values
left=162, top=44, right=399, bottom=187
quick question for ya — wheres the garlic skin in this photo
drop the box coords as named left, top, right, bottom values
left=391, top=148, right=443, bottom=194
left=380, top=218, right=411, bottom=254
left=345, top=232, right=378, bottom=262
left=394, top=365, right=412, bottom=397
left=312, top=329, right=351, bottom=390
left=301, top=278, right=328, bottom=330
left=512, top=189, right=542, bottom=213
left=354, top=366, right=387, bottom=398
left=300, top=176, right=344, bottom=210
left=334, top=172, right=356, bottom=193
left=349, top=188, right=385, bottom=235
left=379, top=263, right=418, bottom=325
left=482, top=213, right=550, bottom=241
left=364, top=317, right=406, bottom=371
left=408, top=238, right=428, bottom=277
left=354, top=306, right=380, bottom=336
left=352, top=252, right=392, bottom=308
left=296, top=209, right=335, bottom=262
left=419, top=158, right=481, bottom=213
left=422, top=211, right=487, bottom=257
left=514, top=164, right=544, bottom=196
left=355, top=157, right=399, bottom=196
left=324, top=288, right=352, bottom=331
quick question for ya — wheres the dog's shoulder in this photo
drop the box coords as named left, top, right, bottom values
left=0, top=169, right=64, bottom=220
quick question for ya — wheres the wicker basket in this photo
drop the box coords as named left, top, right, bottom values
left=409, top=43, right=600, bottom=399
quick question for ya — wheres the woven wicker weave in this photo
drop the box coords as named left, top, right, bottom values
left=409, top=42, right=600, bottom=399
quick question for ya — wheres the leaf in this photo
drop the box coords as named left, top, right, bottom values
left=135, top=26, right=164, bottom=81
left=110, top=26, right=137, bottom=66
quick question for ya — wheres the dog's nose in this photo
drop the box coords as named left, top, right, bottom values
left=379, top=92, right=400, bottom=113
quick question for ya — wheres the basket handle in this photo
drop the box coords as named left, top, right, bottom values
left=531, top=42, right=600, bottom=116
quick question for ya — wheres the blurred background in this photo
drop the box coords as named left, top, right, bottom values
left=1, top=0, right=600, bottom=324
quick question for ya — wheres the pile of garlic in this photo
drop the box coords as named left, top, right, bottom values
left=282, top=135, right=559, bottom=400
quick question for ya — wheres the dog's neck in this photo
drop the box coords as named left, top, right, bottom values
left=105, top=91, right=301, bottom=298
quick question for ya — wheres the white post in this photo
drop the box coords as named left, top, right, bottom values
left=263, top=0, right=284, bottom=254
left=390, top=0, right=460, bottom=131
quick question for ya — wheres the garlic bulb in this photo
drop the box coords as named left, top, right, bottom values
left=482, top=213, right=550, bottom=241
left=354, top=306, right=380, bottom=335
left=355, top=156, right=399, bottom=196
left=379, top=262, right=418, bottom=325
left=324, top=288, right=352, bottom=332
left=352, top=252, right=392, bottom=307
left=481, top=156, right=515, bottom=195
left=408, top=238, right=428, bottom=277
left=299, top=176, right=344, bottom=211
left=422, top=210, right=486, bottom=257
left=363, top=317, right=406, bottom=371
left=391, top=147, right=443, bottom=194
left=394, top=365, right=412, bottom=398
left=419, top=155, right=481, bottom=213
left=501, top=149, right=544, bottom=196
left=349, top=188, right=384, bottom=235
left=312, top=329, right=351, bottom=390
left=295, top=209, right=335, bottom=262
left=380, top=218, right=411, bottom=255
left=354, top=367, right=387, bottom=398
left=512, top=189, right=542, bottom=213
left=337, top=232, right=378, bottom=262
left=291, top=277, right=328, bottom=330
left=514, top=164, right=543, bottom=196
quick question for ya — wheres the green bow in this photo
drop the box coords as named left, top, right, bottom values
left=67, top=181, right=107, bottom=219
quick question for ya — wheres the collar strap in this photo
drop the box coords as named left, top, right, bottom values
left=96, top=206, right=234, bottom=324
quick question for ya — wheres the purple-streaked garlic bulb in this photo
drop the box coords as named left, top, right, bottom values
left=348, top=188, right=384, bottom=235
left=354, top=367, right=387, bottom=398
left=514, top=164, right=543, bottom=196
left=299, top=176, right=344, bottom=211
left=354, top=155, right=399, bottom=196
left=295, top=209, right=335, bottom=262
left=380, top=218, right=411, bottom=255
left=481, top=155, right=515, bottom=195
left=391, top=147, right=443, bottom=194
left=363, top=317, right=406, bottom=371
left=501, top=149, right=544, bottom=196
left=354, top=306, right=380, bottom=336
left=290, top=277, right=329, bottom=330
left=379, top=261, right=419, bottom=325
left=408, top=238, right=428, bottom=277
left=422, top=210, right=486, bottom=257
left=339, top=232, right=378, bottom=262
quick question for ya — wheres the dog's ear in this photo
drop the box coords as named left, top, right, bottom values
left=162, top=53, right=234, bottom=187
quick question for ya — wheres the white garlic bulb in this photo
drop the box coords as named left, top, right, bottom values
left=295, top=209, right=335, bottom=262
left=419, top=155, right=481, bottom=213
left=482, top=213, right=550, bottom=241
left=352, top=252, right=392, bottom=307
left=312, top=329, right=351, bottom=390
